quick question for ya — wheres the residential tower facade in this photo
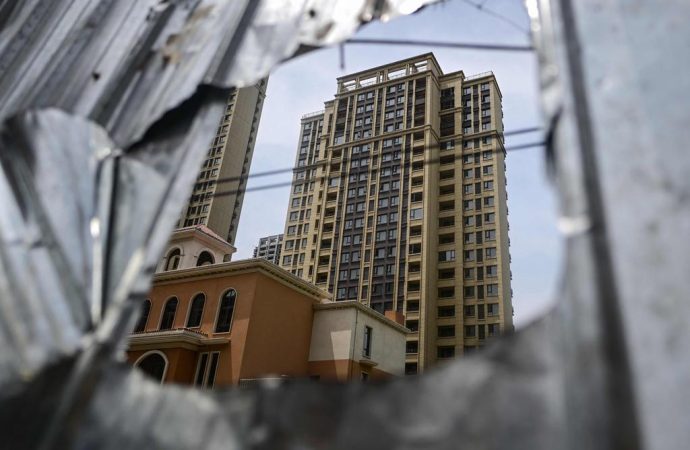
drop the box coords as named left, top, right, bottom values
left=178, top=79, right=268, bottom=244
left=252, top=233, right=283, bottom=264
left=279, top=54, right=512, bottom=374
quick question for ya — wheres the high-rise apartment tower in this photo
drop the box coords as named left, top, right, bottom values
left=253, top=234, right=283, bottom=265
left=178, top=79, right=268, bottom=244
left=279, top=54, right=512, bottom=374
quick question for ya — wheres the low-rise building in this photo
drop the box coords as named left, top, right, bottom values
left=129, top=228, right=407, bottom=386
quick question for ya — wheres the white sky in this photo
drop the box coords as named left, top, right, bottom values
left=233, top=0, right=563, bottom=328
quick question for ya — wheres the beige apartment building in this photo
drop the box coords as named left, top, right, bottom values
left=178, top=79, right=268, bottom=244
left=279, top=53, right=513, bottom=375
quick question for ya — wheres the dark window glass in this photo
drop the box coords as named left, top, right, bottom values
left=215, top=289, right=237, bottom=332
left=195, top=353, right=209, bottom=386
left=186, top=294, right=205, bottom=328
left=159, top=297, right=178, bottom=330
left=137, top=353, right=167, bottom=382
left=206, top=353, right=220, bottom=388
left=134, top=299, right=151, bottom=332
left=363, top=326, right=373, bottom=357
left=196, top=251, right=215, bottom=266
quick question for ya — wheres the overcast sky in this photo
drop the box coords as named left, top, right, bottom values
left=232, top=0, right=563, bottom=328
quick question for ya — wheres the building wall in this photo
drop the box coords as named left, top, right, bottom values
left=238, top=273, right=314, bottom=380
left=309, top=305, right=406, bottom=380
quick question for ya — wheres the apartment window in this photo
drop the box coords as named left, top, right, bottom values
left=436, top=285, right=454, bottom=298
left=353, top=234, right=362, bottom=244
left=464, top=286, right=475, bottom=298
left=440, top=87, right=455, bottom=109
left=465, top=325, right=476, bottom=338
left=194, top=352, right=220, bottom=389
left=337, top=288, right=346, bottom=299
left=378, top=198, right=389, bottom=208
left=375, top=248, right=386, bottom=259
left=483, top=181, right=494, bottom=190
left=485, top=212, right=495, bottom=223
left=355, top=218, right=364, bottom=228
left=287, top=226, right=296, bottom=235
left=352, top=251, right=361, bottom=262
left=328, top=177, right=339, bottom=187
left=186, top=294, right=206, bottom=328
left=483, top=150, right=493, bottom=160
left=341, top=252, right=350, bottom=263
left=438, top=250, right=455, bottom=262
left=407, top=301, right=420, bottom=312
left=289, top=212, right=299, bottom=221
left=437, top=346, right=455, bottom=359
left=215, top=289, right=237, bottom=333
left=463, top=184, right=473, bottom=194
left=485, top=229, right=496, bottom=240
left=487, top=303, right=500, bottom=316
left=464, top=305, right=475, bottom=317
left=363, top=326, right=373, bottom=357
left=159, top=297, right=178, bottom=330
left=339, top=270, right=348, bottom=281
left=484, top=196, right=495, bottom=207
left=486, top=247, right=497, bottom=258
left=133, top=300, right=151, bottom=333
left=373, top=265, right=384, bottom=276
left=487, top=284, right=499, bottom=296
left=350, top=268, right=360, bottom=280
left=439, top=233, right=454, bottom=244
left=483, top=165, right=494, bottom=175
left=410, top=208, right=423, bottom=220
left=389, top=212, right=399, bottom=223
left=464, top=232, right=475, bottom=244
left=487, top=265, right=498, bottom=277
left=406, top=341, right=419, bottom=354
left=409, top=243, right=422, bottom=255
left=438, top=305, right=455, bottom=317
left=438, top=325, right=455, bottom=338
left=377, top=214, right=388, bottom=225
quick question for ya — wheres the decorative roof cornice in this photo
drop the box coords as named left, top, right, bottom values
left=154, top=258, right=330, bottom=302
left=314, top=301, right=409, bottom=334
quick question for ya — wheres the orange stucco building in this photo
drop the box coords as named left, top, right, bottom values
left=127, top=226, right=407, bottom=386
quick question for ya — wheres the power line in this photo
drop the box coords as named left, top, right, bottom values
left=459, top=0, right=529, bottom=34
left=345, top=38, right=532, bottom=52
left=208, top=141, right=544, bottom=198
left=210, top=126, right=542, bottom=185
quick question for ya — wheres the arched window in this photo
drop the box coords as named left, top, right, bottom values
left=135, top=351, right=167, bottom=383
left=165, top=248, right=181, bottom=271
left=159, top=297, right=178, bottom=330
left=196, top=251, right=215, bottom=267
left=215, top=289, right=237, bottom=333
left=186, top=294, right=205, bottom=328
left=133, top=299, right=151, bottom=332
